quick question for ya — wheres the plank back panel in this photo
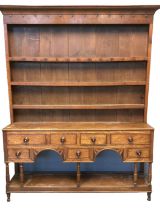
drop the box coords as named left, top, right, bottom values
left=12, top=86, right=145, bottom=105
left=11, top=62, right=146, bottom=83
left=14, top=109, right=144, bottom=122
left=8, top=25, right=149, bottom=57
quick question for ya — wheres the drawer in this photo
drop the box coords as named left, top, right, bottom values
left=80, top=134, right=106, bottom=145
left=66, top=148, right=92, bottom=162
left=8, top=149, right=30, bottom=161
left=111, top=133, right=150, bottom=145
left=50, top=133, right=77, bottom=145
left=7, top=134, right=46, bottom=145
left=125, top=148, right=151, bottom=162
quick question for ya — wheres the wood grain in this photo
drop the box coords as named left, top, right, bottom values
left=1, top=5, right=156, bottom=199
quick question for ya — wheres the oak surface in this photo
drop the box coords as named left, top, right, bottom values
left=0, top=5, right=157, bottom=201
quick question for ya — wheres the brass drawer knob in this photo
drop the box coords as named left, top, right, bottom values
left=136, top=150, right=142, bottom=157
left=60, top=136, right=66, bottom=144
left=91, top=136, right=96, bottom=143
left=76, top=150, right=81, bottom=159
left=128, top=136, right=133, bottom=143
left=15, top=151, right=21, bottom=159
left=23, top=137, right=29, bottom=144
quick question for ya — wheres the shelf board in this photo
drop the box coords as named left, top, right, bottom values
left=11, top=81, right=146, bottom=87
left=9, top=56, right=148, bottom=62
left=12, top=104, right=145, bottom=110
left=8, top=173, right=150, bottom=192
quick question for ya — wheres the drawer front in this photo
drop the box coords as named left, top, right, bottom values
left=50, top=133, right=77, bottom=145
left=111, top=134, right=150, bottom=145
left=66, top=149, right=92, bottom=161
left=7, top=134, right=46, bottom=145
left=8, top=149, right=30, bottom=161
left=125, top=148, right=151, bottom=162
left=80, top=134, right=106, bottom=145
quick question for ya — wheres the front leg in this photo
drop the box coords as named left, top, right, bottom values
left=147, top=192, right=151, bottom=201
left=7, top=193, right=11, bottom=202
left=6, top=163, right=11, bottom=202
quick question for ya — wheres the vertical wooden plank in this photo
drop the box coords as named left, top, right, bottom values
left=69, top=25, right=95, bottom=57
left=51, top=25, right=68, bottom=57
left=11, top=62, right=26, bottom=82
left=117, top=86, right=145, bottom=104
left=4, top=24, right=14, bottom=122
left=95, top=110, right=116, bottom=122
left=96, top=87, right=116, bottom=104
left=118, top=25, right=148, bottom=57
left=144, top=24, right=153, bottom=122
left=13, top=86, right=42, bottom=105
left=130, top=25, right=148, bottom=57
left=14, top=109, right=41, bottom=122
left=118, top=26, right=131, bottom=57
left=96, top=63, right=117, bottom=82
left=39, top=26, right=52, bottom=56
left=8, top=25, right=24, bottom=56
left=116, top=110, right=144, bottom=122
left=9, top=25, right=40, bottom=57
left=24, top=26, right=40, bottom=56
left=69, top=63, right=96, bottom=82
left=96, top=25, right=119, bottom=57
left=96, top=62, right=146, bottom=83
left=25, top=62, right=41, bottom=82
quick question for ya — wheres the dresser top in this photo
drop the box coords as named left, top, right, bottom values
left=3, top=122, right=153, bottom=131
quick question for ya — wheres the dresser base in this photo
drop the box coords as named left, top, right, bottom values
left=7, top=173, right=151, bottom=197
left=4, top=122, right=153, bottom=201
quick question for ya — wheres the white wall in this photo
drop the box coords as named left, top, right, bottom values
left=0, top=1, right=160, bottom=209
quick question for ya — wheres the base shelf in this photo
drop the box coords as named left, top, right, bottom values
left=8, top=172, right=150, bottom=192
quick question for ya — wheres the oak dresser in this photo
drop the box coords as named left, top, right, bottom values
left=0, top=5, right=159, bottom=201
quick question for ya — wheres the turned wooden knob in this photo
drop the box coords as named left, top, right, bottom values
left=60, top=136, right=66, bottom=144
left=76, top=150, right=81, bottom=159
left=15, top=151, right=21, bottom=159
left=23, top=137, right=29, bottom=144
left=91, top=136, right=96, bottom=143
left=128, top=136, right=133, bottom=143
left=136, top=150, right=142, bottom=157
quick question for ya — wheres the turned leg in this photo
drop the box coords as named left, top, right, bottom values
left=133, top=162, right=138, bottom=185
left=7, top=193, right=11, bottom=202
left=147, top=192, right=151, bottom=201
left=19, top=163, right=24, bottom=185
left=6, top=163, right=11, bottom=202
left=146, top=163, right=152, bottom=201
left=77, top=163, right=80, bottom=187
left=6, top=163, right=10, bottom=183
left=148, top=163, right=152, bottom=185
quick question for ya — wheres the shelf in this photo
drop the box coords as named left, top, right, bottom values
left=8, top=173, right=150, bottom=192
left=13, top=104, right=145, bottom=110
left=11, top=81, right=146, bottom=87
left=9, top=56, right=148, bottom=62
